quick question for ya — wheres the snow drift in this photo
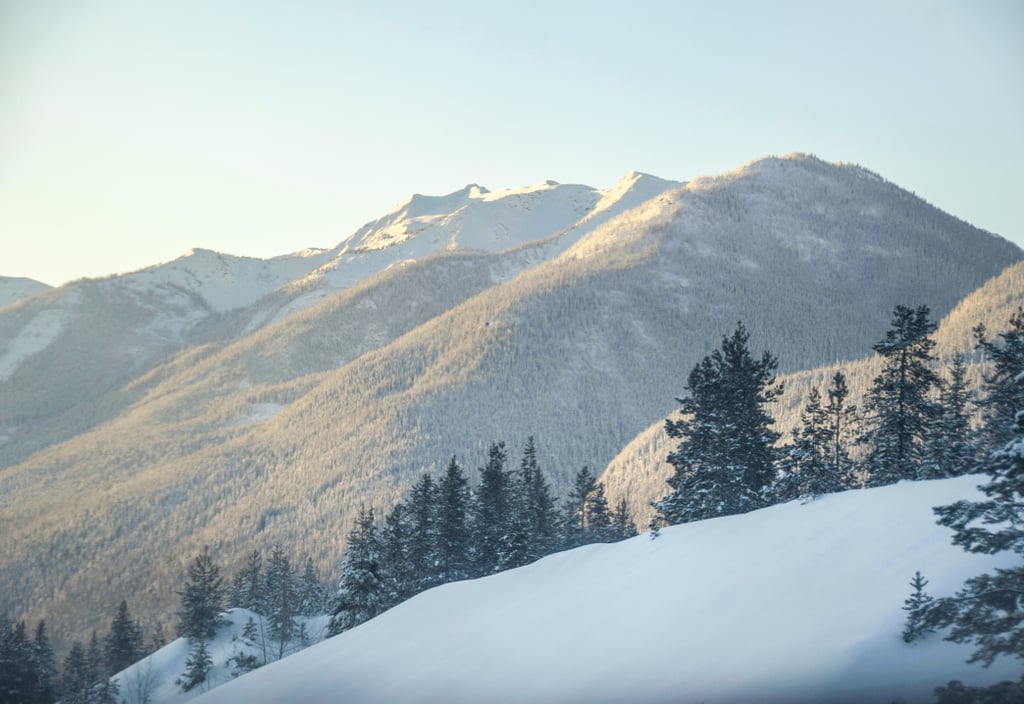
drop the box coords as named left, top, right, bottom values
left=191, top=476, right=1020, bottom=704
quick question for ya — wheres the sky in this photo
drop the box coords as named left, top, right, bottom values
left=1, top=0, right=1022, bottom=287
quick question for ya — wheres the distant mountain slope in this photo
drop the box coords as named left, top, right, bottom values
left=0, top=275, right=51, bottom=309
left=0, top=154, right=1019, bottom=653
left=600, top=260, right=1024, bottom=527
left=192, top=476, right=1019, bottom=704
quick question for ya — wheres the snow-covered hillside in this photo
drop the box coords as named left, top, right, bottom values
left=112, top=609, right=331, bottom=704
left=0, top=275, right=51, bottom=309
left=190, top=476, right=1019, bottom=704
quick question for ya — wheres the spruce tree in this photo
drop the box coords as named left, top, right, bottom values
left=611, top=497, right=638, bottom=540
left=928, top=312, right=1024, bottom=673
left=924, top=354, right=980, bottom=478
left=379, top=501, right=415, bottom=607
left=974, top=308, right=1024, bottom=448
left=176, top=546, right=226, bottom=643
left=32, top=620, right=57, bottom=704
left=901, top=571, right=935, bottom=643
left=104, top=600, right=143, bottom=676
left=176, top=640, right=212, bottom=692
left=231, top=550, right=264, bottom=614
left=823, top=371, right=858, bottom=489
left=783, top=387, right=832, bottom=499
left=407, top=473, right=439, bottom=591
left=298, top=559, right=327, bottom=617
left=861, top=305, right=939, bottom=486
left=59, top=642, right=92, bottom=704
left=263, top=544, right=299, bottom=660
left=328, top=506, right=384, bottom=636
left=654, top=323, right=782, bottom=524
left=518, top=437, right=559, bottom=562
left=471, top=442, right=511, bottom=576
left=435, top=456, right=471, bottom=583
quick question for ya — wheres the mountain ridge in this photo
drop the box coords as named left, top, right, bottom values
left=1, top=154, right=1020, bottom=653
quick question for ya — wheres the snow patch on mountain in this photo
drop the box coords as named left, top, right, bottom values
left=0, top=302, right=71, bottom=382
left=194, top=476, right=1018, bottom=704
left=0, top=276, right=52, bottom=309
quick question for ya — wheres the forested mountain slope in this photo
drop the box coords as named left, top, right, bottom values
left=600, top=260, right=1024, bottom=527
left=0, top=154, right=1019, bottom=652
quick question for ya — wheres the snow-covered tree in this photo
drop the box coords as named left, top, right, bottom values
left=861, top=305, right=939, bottom=486
left=176, top=546, right=226, bottom=643
left=176, top=640, right=212, bottom=693
left=924, top=354, right=980, bottom=478
left=103, top=600, right=143, bottom=676
left=471, top=442, right=512, bottom=576
left=435, top=456, right=471, bottom=583
left=654, top=323, right=782, bottom=524
left=298, top=559, right=328, bottom=617
left=230, top=550, right=264, bottom=614
left=263, top=544, right=299, bottom=660
left=328, top=506, right=385, bottom=636
left=925, top=311, right=1024, bottom=695
left=517, top=437, right=559, bottom=562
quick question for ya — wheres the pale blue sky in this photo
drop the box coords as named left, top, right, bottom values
left=2, top=0, right=1021, bottom=286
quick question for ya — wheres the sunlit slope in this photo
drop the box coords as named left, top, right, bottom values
left=1, top=154, right=1019, bottom=652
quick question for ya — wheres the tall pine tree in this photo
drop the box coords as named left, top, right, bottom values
left=861, top=305, right=939, bottom=486
left=928, top=311, right=1024, bottom=681
left=654, top=323, right=782, bottom=524
left=176, top=546, right=226, bottom=643
left=329, top=506, right=385, bottom=636
left=435, top=456, right=471, bottom=583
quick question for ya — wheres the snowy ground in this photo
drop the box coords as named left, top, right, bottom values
left=182, top=476, right=1021, bottom=704
left=112, top=610, right=330, bottom=704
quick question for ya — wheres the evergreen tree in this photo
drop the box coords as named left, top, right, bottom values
left=562, top=467, right=616, bottom=547
left=32, top=620, right=57, bottom=704
left=782, top=387, right=832, bottom=499
left=823, top=371, right=858, bottom=489
left=471, top=442, right=511, bottom=576
left=517, top=437, right=559, bottom=562
left=176, top=640, right=212, bottom=692
left=379, top=501, right=415, bottom=607
left=924, top=312, right=1024, bottom=696
left=974, top=308, right=1024, bottom=448
left=298, top=559, right=328, bottom=617
left=0, top=618, right=37, bottom=704
left=104, top=600, right=143, bottom=676
left=328, top=506, right=385, bottom=636
left=176, top=546, right=226, bottom=643
left=654, top=323, right=782, bottom=524
left=925, top=354, right=980, bottom=478
left=435, top=456, right=471, bottom=583
left=231, top=550, right=264, bottom=614
left=861, top=305, right=939, bottom=486
left=59, top=642, right=92, bottom=704
left=611, top=497, right=638, bottom=540
left=407, top=473, right=440, bottom=590
left=901, top=571, right=935, bottom=643
left=263, top=544, right=299, bottom=660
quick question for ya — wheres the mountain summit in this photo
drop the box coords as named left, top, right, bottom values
left=0, top=155, right=1019, bottom=653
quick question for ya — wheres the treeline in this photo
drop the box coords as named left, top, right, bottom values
left=0, top=599, right=154, bottom=704
left=328, top=439, right=636, bottom=636
left=653, top=304, right=999, bottom=527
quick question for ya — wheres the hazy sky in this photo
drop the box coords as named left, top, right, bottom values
left=2, top=0, right=1022, bottom=286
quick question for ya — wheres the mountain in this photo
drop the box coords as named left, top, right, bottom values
left=599, top=260, right=1024, bottom=528
left=180, top=476, right=1018, bottom=704
left=0, top=154, right=1020, bottom=652
left=0, top=275, right=52, bottom=309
